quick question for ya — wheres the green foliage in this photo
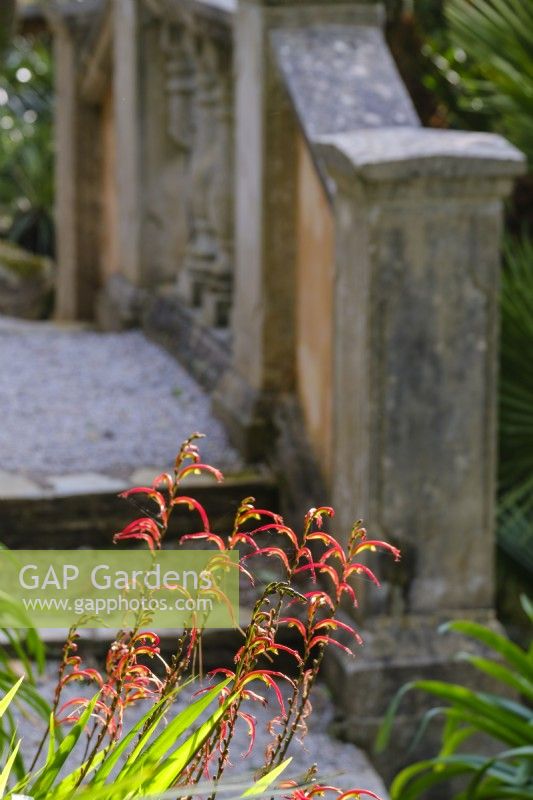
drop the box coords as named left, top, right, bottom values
left=498, top=236, right=533, bottom=573
left=0, top=581, right=50, bottom=782
left=377, top=599, right=533, bottom=799
left=0, top=33, right=54, bottom=255
left=0, top=1, right=16, bottom=63
left=446, top=0, right=533, bottom=164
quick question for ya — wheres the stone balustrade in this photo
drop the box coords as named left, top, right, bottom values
left=51, top=0, right=235, bottom=328
left=50, top=0, right=527, bottom=775
left=139, top=0, right=236, bottom=327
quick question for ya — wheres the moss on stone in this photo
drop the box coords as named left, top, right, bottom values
left=0, top=239, right=51, bottom=279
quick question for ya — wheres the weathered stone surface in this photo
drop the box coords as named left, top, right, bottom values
left=219, top=0, right=418, bottom=458
left=316, top=127, right=526, bottom=181
left=113, top=0, right=142, bottom=286
left=96, top=273, right=145, bottom=330
left=272, top=26, right=418, bottom=139
left=47, top=472, right=126, bottom=495
left=142, top=0, right=236, bottom=28
left=142, top=287, right=231, bottom=390
left=321, top=129, right=526, bottom=615
left=214, top=0, right=302, bottom=454
left=0, top=240, right=53, bottom=319
left=0, top=471, right=42, bottom=499
left=48, top=2, right=104, bottom=320
left=295, top=123, right=528, bottom=782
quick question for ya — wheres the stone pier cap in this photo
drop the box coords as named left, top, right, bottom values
left=315, top=128, right=527, bottom=184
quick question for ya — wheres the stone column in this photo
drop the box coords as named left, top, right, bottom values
left=51, top=16, right=78, bottom=319
left=49, top=9, right=101, bottom=320
left=213, top=0, right=301, bottom=457
left=177, top=36, right=219, bottom=308
left=315, top=127, right=525, bottom=767
left=202, top=39, right=234, bottom=328
left=113, top=0, right=142, bottom=286
left=138, top=16, right=194, bottom=288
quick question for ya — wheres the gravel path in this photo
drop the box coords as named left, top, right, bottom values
left=0, top=318, right=242, bottom=482
left=14, top=663, right=389, bottom=798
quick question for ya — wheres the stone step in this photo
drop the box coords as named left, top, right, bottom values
left=0, top=468, right=280, bottom=657
left=0, top=470, right=278, bottom=549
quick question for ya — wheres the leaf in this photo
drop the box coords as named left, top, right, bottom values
left=0, top=737, right=20, bottom=797
left=46, top=748, right=107, bottom=800
left=455, top=652, right=533, bottom=704
left=241, top=757, right=293, bottom=797
left=139, top=694, right=237, bottom=794
left=30, top=692, right=100, bottom=798
left=375, top=682, right=413, bottom=753
left=0, top=678, right=22, bottom=723
left=520, top=595, right=533, bottom=624
left=122, top=678, right=232, bottom=781
left=90, top=684, right=185, bottom=785
left=409, top=681, right=533, bottom=746
left=440, top=620, right=533, bottom=684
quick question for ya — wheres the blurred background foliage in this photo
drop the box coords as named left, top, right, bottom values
left=0, top=26, right=54, bottom=257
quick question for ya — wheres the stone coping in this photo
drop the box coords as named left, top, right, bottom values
left=0, top=468, right=142, bottom=500
left=271, top=25, right=418, bottom=140
left=0, top=468, right=271, bottom=500
left=315, top=127, right=527, bottom=182
left=142, top=0, right=235, bottom=28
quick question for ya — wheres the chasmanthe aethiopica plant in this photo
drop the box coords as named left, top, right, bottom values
left=0, top=434, right=400, bottom=800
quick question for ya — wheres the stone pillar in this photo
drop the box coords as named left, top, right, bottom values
left=52, top=17, right=78, bottom=319
left=50, top=9, right=101, bottom=320
left=213, top=0, right=302, bottom=456
left=138, top=16, right=194, bottom=289
left=314, top=127, right=525, bottom=768
left=164, top=24, right=195, bottom=156
left=113, top=0, right=142, bottom=286
left=202, top=39, right=234, bottom=328
left=178, top=36, right=219, bottom=308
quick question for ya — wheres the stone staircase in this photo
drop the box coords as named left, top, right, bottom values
left=0, top=316, right=277, bottom=547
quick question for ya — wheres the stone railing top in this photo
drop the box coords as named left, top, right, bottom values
left=315, top=128, right=527, bottom=183
left=242, top=0, right=379, bottom=6
left=51, top=0, right=103, bottom=18
left=142, top=0, right=234, bottom=28
left=197, top=0, right=236, bottom=13
left=47, top=0, right=104, bottom=34
left=271, top=24, right=419, bottom=142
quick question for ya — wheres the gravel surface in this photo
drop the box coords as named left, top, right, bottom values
left=14, top=662, right=389, bottom=798
left=0, top=319, right=242, bottom=480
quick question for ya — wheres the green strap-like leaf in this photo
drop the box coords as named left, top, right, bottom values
left=440, top=621, right=533, bottom=684
left=139, top=695, right=236, bottom=795
left=0, top=678, right=23, bottom=723
left=90, top=683, right=187, bottom=785
left=123, top=679, right=232, bottom=780
left=46, top=748, right=107, bottom=800
left=410, top=681, right=533, bottom=746
left=241, top=757, right=293, bottom=797
left=30, top=692, right=100, bottom=799
left=456, top=652, right=533, bottom=704
left=0, top=737, right=19, bottom=797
